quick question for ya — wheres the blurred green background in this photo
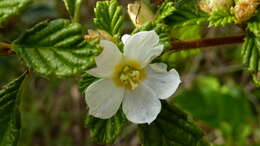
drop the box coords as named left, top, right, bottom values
left=0, top=0, right=259, bottom=146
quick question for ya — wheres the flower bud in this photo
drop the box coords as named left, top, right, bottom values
left=234, top=0, right=259, bottom=23
left=127, top=1, right=154, bottom=27
left=199, top=0, right=234, bottom=13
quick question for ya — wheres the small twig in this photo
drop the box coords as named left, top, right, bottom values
left=0, top=42, right=15, bottom=56
left=171, top=34, right=246, bottom=51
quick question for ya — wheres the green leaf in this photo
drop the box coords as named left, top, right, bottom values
left=79, top=73, right=98, bottom=94
left=139, top=101, right=209, bottom=146
left=12, top=19, right=98, bottom=78
left=0, top=0, right=32, bottom=23
left=246, top=18, right=260, bottom=86
left=85, top=110, right=127, bottom=144
left=253, top=72, right=260, bottom=87
left=173, top=76, right=253, bottom=145
left=0, top=73, right=27, bottom=146
left=133, top=22, right=171, bottom=49
left=63, top=0, right=82, bottom=22
left=170, top=0, right=198, bottom=9
left=94, top=0, right=123, bottom=35
left=241, top=36, right=260, bottom=72
left=165, top=7, right=208, bottom=28
left=208, top=10, right=235, bottom=27
left=173, top=25, right=202, bottom=41
left=248, top=20, right=260, bottom=37
left=155, top=1, right=176, bottom=22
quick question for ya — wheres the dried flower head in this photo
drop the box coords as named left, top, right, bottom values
left=234, top=0, right=259, bottom=23
left=199, top=0, right=234, bottom=13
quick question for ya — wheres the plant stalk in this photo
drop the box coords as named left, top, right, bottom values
left=171, top=34, right=245, bottom=51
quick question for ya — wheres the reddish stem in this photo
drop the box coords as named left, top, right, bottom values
left=171, top=34, right=246, bottom=51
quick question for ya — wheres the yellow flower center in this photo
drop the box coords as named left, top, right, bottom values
left=112, top=60, right=146, bottom=90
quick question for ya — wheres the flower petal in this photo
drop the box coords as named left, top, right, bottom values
left=143, top=63, right=181, bottom=99
left=123, top=31, right=163, bottom=67
left=122, top=83, right=161, bottom=124
left=87, top=40, right=122, bottom=78
left=121, top=34, right=131, bottom=45
left=149, top=63, right=168, bottom=72
left=85, top=79, right=124, bottom=119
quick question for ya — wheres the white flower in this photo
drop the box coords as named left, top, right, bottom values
left=85, top=31, right=181, bottom=124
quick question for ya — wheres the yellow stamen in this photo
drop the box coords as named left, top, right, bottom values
left=112, top=60, right=146, bottom=90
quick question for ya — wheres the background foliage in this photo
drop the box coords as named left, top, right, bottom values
left=0, top=0, right=259, bottom=146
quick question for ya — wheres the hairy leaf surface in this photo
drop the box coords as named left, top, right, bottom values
left=165, top=0, right=208, bottom=28
left=166, top=8, right=208, bottom=28
left=85, top=110, right=127, bottom=144
left=94, top=0, right=123, bottom=35
left=155, top=1, right=176, bottom=22
left=13, top=19, right=98, bottom=78
left=208, top=10, right=235, bottom=27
